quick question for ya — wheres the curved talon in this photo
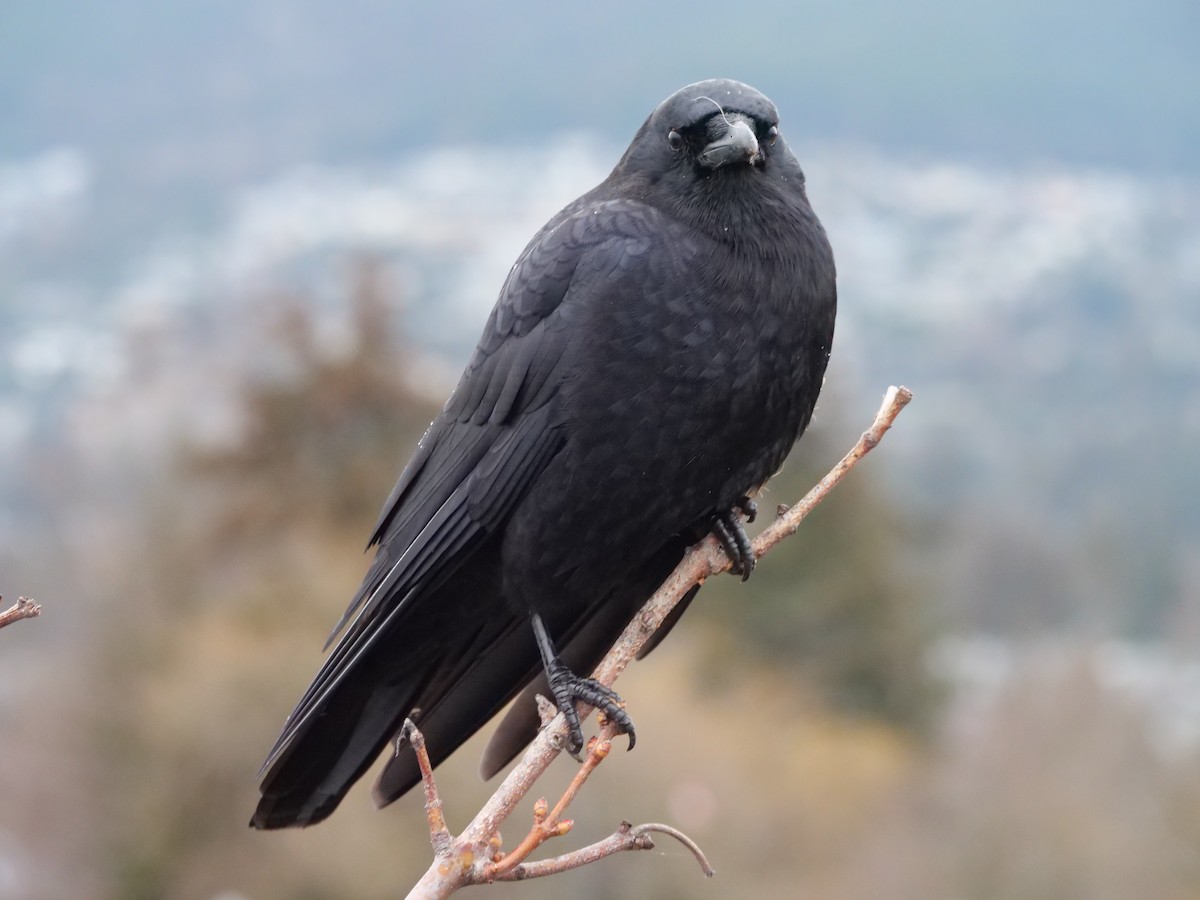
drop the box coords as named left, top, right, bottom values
left=546, top=662, right=637, bottom=754
left=736, top=495, right=758, bottom=524
left=713, top=508, right=756, bottom=581
left=711, top=516, right=736, bottom=568
left=572, top=679, right=636, bottom=751
left=532, top=613, right=637, bottom=757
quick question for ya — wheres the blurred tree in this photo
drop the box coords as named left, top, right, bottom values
left=699, top=412, right=942, bottom=733
left=91, top=261, right=455, bottom=899
left=184, top=258, right=437, bottom=542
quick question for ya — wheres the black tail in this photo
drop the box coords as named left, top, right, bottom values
left=252, top=610, right=543, bottom=828
left=252, top=544, right=542, bottom=829
left=252, top=536, right=695, bottom=828
left=251, top=665, right=424, bottom=828
left=369, top=616, right=540, bottom=805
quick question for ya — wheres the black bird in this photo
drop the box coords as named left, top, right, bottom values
left=251, top=79, right=836, bottom=829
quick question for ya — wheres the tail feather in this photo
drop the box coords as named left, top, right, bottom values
left=253, top=588, right=533, bottom=826
left=252, top=668, right=425, bottom=829
left=371, top=618, right=538, bottom=806
left=253, top=534, right=698, bottom=829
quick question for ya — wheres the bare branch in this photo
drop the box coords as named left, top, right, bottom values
left=753, top=384, right=912, bottom=558
left=484, top=732, right=614, bottom=879
left=493, top=820, right=715, bottom=881
left=0, top=595, right=42, bottom=632
left=627, top=823, right=716, bottom=877
left=403, top=385, right=912, bottom=898
left=403, top=719, right=453, bottom=856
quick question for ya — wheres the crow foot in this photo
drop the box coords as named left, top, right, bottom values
left=545, top=660, right=636, bottom=756
left=713, top=503, right=756, bottom=581
left=736, top=495, right=758, bottom=523
left=532, top=613, right=637, bottom=757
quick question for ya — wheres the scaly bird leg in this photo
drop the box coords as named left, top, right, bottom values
left=713, top=501, right=756, bottom=581
left=531, top=612, right=636, bottom=757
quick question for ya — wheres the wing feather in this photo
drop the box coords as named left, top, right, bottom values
left=256, top=196, right=682, bottom=821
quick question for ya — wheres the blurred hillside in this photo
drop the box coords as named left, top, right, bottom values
left=3, top=2, right=1200, bottom=896
left=4, top=273, right=1200, bottom=899
left=4, top=0, right=1197, bottom=176
left=4, top=139, right=1198, bottom=637
left=3, top=0, right=1198, bottom=639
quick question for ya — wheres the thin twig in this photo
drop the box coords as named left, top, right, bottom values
left=494, top=820, right=715, bottom=881
left=403, top=719, right=453, bottom=856
left=485, top=732, right=614, bottom=878
left=0, top=596, right=41, bottom=631
left=403, top=385, right=912, bottom=899
left=752, top=384, right=912, bottom=559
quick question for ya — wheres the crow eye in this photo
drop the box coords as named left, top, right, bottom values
left=667, top=129, right=684, bottom=150
left=766, top=125, right=779, bottom=145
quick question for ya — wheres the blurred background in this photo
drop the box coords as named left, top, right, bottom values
left=3, top=1, right=1199, bottom=897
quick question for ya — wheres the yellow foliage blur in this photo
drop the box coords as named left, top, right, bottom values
left=5, top=268, right=1200, bottom=900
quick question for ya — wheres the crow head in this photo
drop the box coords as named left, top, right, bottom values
left=612, top=79, right=812, bottom=241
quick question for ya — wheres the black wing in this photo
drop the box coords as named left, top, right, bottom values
left=252, top=194, right=670, bottom=827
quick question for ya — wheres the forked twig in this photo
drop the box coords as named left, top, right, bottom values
left=484, top=729, right=614, bottom=879
left=496, top=820, right=715, bottom=881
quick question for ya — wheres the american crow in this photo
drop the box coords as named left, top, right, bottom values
left=251, top=79, right=836, bottom=829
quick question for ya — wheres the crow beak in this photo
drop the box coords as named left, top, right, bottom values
left=697, top=116, right=760, bottom=169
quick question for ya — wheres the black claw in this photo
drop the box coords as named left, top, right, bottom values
left=546, top=661, right=636, bottom=753
left=573, top=680, right=637, bottom=751
left=711, top=516, right=736, bottom=567
left=548, top=667, right=587, bottom=755
left=737, top=495, right=758, bottom=524
left=533, top=613, right=637, bottom=756
left=714, top=506, right=756, bottom=581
